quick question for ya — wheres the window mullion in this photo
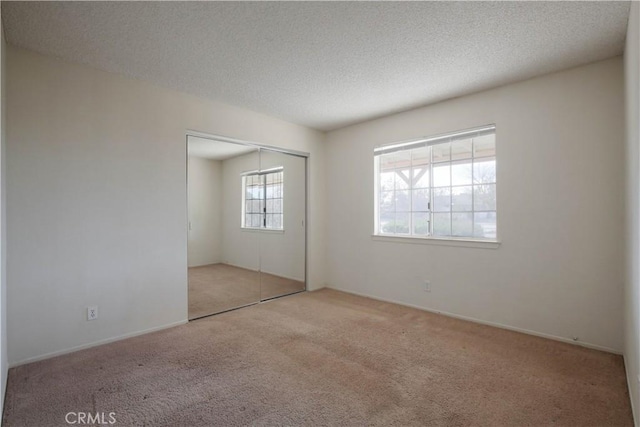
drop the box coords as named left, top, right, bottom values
left=393, top=168, right=398, bottom=235
left=376, top=160, right=382, bottom=234
left=429, top=148, right=434, bottom=237
left=409, top=159, right=414, bottom=236
left=263, top=175, right=267, bottom=229
left=449, top=145, right=453, bottom=237
left=471, top=140, right=475, bottom=238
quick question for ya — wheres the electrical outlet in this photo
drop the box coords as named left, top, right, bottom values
left=87, top=306, right=98, bottom=321
left=423, top=280, right=431, bottom=292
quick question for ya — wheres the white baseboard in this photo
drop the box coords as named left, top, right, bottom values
left=222, top=261, right=304, bottom=283
left=327, top=285, right=621, bottom=355
left=9, top=320, right=188, bottom=368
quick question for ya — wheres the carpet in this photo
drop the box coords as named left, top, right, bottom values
left=188, top=263, right=304, bottom=319
left=3, top=289, right=633, bottom=426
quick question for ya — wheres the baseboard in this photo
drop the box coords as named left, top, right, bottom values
left=221, top=261, right=304, bottom=283
left=188, top=260, right=224, bottom=268
left=327, top=286, right=622, bottom=355
left=9, top=319, right=188, bottom=368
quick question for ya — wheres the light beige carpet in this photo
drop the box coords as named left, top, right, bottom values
left=188, top=263, right=304, bottom=319
left=3, top=289, right=633, bottom=426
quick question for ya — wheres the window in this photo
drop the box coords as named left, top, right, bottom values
left=374, top=125, right=496, bottom=240
left=242, top=167, right=284, bottom=230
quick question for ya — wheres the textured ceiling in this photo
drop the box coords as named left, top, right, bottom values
left=1, top=1, right=631, bottom=131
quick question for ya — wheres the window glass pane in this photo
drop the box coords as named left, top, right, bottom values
left=270, top=172, right=279, bottom=184
left=433, top=188, right=451, bottom=212
left=413, top=167, right=430, bottom=189
left=379, top=191, right=395, bottom=213
left=272, top=199, right=282, bottom=214
left=394, top=212, right=410, bottom=234
left=266, top=184, right=274, bottom=198
left=411, top=147, right=430, bottom=167
left=412, top=212, right=430, bottom=236
left=273, top=214, right=283, bottom=229
left=248, top=186, right=263, bottom=200
left=380, top=171, right=395, bottom=192
left=380, top=151, right=410, bottom=171
left=264, top=213, right=283, bottom=230
left=245, top=186, right=254, bottom=200
left=395, top=190, right=410, bottom=212
left=473, top=134, right=496, bottom=158
left=433, top=164, right=450, bottom=187
left=432, top=142, right=450, bottom=163
left=474, top=212, right=496, bottom=239
left=474, top=184, right=496, bottom=211
left=245, top=201, right=252, bottom=214
left=433, top=213, right=451, bottom=236
left=451, top=139, right=472, bottom=160
left=266, top=199, right=273, bottom=212
left=473, top=159, right=496, bottom=184
left=395, top=169, right=410, bottom=190
left=251, top=214, right=262, bottom=228
left=379, top=212, right=395, bottom=234
left=451, top=161, right=472, bottom=186
left=412, top=189, right=430, bottom=212
left=451, top=186, right=472, bottom=212
left=452, top=212, right=473, bottom=237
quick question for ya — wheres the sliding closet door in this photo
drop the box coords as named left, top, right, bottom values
left=258, top=149, right=306, bottom=300
left=187, top=136, right=260, bottom=319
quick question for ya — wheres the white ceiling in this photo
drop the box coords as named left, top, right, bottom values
left=188, top=136, right=256, bottom=161
left=1, top=1, right=631, bottom=131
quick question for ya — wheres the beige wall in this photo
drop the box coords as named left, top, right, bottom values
left=625, top=1, right=640, bottom=423
left=187, top=156, right=223, bottom=267
left=6, top=46, right=326, bottom=365
left=325, top=57, right=625, bottom=353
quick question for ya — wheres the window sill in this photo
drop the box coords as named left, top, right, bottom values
left=372, top=234, right=501, bottom=249
left=241, top=228, right=285, bottom=234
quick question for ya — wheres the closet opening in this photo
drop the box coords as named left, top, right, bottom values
left=186, top=132, right=308, bottom=320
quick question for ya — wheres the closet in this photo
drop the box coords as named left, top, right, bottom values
left=186, top=133, right=307, bottom=319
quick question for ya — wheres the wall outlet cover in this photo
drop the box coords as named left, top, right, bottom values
left=87, top=306, right=98, bottom=321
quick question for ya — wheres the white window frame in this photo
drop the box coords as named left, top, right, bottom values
left=374, top=125, right=497, bottom=243
left=241, top=166, right=284, bottom=231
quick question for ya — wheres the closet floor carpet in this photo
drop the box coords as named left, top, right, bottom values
left=3, top=289, right=633, bottom=426
left=188, top=263, right=304, bottom=319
